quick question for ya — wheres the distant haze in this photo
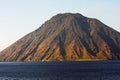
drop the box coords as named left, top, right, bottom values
left=0, top=0, right=120, bottom=51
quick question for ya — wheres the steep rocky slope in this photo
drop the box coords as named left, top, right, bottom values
left=0, top=13, right=120, bottom=61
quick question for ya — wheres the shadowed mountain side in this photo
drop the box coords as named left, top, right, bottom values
left=0, top=13, right=120, bottom=62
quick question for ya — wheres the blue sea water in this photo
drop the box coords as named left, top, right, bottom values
left=0, top=61, right=120, bottom=80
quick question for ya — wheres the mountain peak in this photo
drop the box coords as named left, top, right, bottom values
left=0, top=13, right=120, bottom=62
left=53, top=13, right=84, bottom=17
left=51, top=13, right=86, bottom=22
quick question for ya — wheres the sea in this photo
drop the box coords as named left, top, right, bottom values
left=0, top=61, right=120, bottom=80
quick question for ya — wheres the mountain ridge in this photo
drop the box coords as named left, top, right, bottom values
left=0, top=13, right=120, bottom=62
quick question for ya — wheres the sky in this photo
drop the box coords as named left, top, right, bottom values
left=0, top=0, right=120, bottom=51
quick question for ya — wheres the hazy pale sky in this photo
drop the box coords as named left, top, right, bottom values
left=0, top=0, right=120, bottom=51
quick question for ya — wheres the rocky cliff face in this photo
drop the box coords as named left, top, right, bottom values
left=0, top=13, right=120, bottom=61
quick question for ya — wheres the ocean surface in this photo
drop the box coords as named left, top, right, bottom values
left=0, top=61, right=120, bottom=80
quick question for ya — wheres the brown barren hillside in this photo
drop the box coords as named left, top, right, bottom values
left=0, top=13, right=120, bottom=62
